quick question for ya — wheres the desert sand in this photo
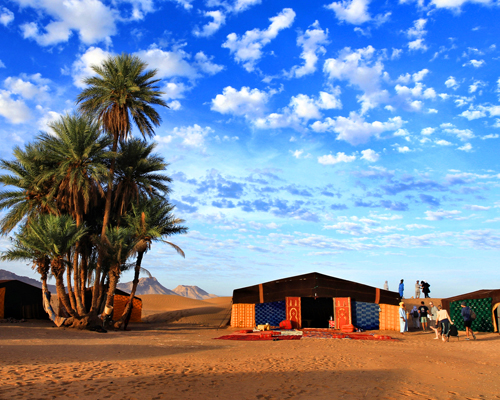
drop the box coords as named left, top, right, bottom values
left=1, top=295, right=499, bottom=400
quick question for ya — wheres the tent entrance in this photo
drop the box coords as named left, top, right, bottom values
left=300, top=297, right=333, bottom=328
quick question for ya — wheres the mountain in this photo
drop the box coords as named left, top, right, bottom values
left=172, top=285, right=218, bottom=300
left=0, top=268, right=57, bottom=292
left=117, top=277, right=178, bottom=295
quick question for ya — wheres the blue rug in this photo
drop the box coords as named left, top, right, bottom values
left=352, top=301, right=380, bottom=330
left=255, top=301, right=286, bottom=326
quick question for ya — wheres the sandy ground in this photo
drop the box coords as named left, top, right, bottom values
left=1, top=296, right=499, bottom=400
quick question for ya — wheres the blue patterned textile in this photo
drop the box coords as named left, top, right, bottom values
left=255, top=301, right=286, bottom=326
left=352, top=301, right=379, bottom=330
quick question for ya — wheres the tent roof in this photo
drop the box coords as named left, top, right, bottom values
left=233, top=272, right=400, bottom=305
left=441, top=289, right=500, bottom=311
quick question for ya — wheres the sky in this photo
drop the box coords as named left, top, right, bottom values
left=0, top=0, right=500, bottom=298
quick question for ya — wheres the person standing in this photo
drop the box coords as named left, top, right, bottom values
left=411, top=306, right=420, bottom=329
left=418, top=301, right=429, bottom=331
left=460, top=302, right=477, bottom=340
left=415, top=280, right=421, bottom=299
left=399, top=279, right=404, bottom=299
left=399, top=302, right=408, bottom=335
left=428, top=301, right=440, bottom=339
left=384, top=280, right=389, bottom=291
left=422, top=280, right=431, bottom=298
left=436, top=305, right=452, bottom=342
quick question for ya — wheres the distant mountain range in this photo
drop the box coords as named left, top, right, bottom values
left=0, top=269, right=57, bottom=292
left=1, top=268, right=218, bottom=300
left=117, top=278, right=217, bottom=299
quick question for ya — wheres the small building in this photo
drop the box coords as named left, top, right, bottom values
left=0, top=280, right=48, bottom=319
left=231, top=272, right=401, bottom=331
left=441, top=289, right=500, bottom=333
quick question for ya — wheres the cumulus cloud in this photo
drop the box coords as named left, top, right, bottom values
left=211, top=86, right=272, bottom=118
left=407, top=18, right=428, bottom=52
left=287, top=21, right=329, bottom=78
left=222, top=8, right=296, bottom=72
left=431, top=0, right=493, bottom=9
left=463, top=59, right=485, bottom=68
left=3, top=74, right=50, bottom=100
left=421, top=127, right=435, bottom=135
left=71, top=47, right=111, bottom=88
left=396, top=145, right=410, bottom=153
left=0, top=7, right=14, bottom=26
left=310, top=112, right=405, bottom=145
left=323, top=46, right=388, bottom=113
left=171, top=124, right=214, bottom=148
left=442, top=126, right=475, bottom=141
left=424, top=209, right=461, bottom=221
left=361, top=148, right=380, bottom=161
left=0, top=90, right=32, bottom=123
left=193, top=10, right=226, bottom=37
left=16, top=0, right=116, bottom=46
left=435, top=139, right=453, bottom=146
left=325, top=0, right=371, bottom=25
left=458, top=142, right=472, bottom=152
left=318, top=152, right=356, bottom=165
left=445, top=76, right=459, bottom=90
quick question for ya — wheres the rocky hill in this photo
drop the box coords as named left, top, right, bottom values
left=117, top=277, right=178, bottom=295
left=0, top=269, right=56, bottom=292
left=172, top=285, right=218, bottom=300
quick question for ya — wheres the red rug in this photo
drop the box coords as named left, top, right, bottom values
left=214, top=329, right=395, bottom=341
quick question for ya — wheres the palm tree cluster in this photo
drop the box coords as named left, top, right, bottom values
left=0, top=54, right=187, bottom=329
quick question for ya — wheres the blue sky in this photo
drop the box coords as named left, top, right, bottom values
left=1, top=0, right=499, bottom=297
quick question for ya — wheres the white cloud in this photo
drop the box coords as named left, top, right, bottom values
left=435, top=139, right=452, bottom=146
left=162, top=82, right=188, bottom=100
left=168, top=0, right=193, bottom=10
left=424, top=209, right=461, bottom=221
left=0, top=90, right=32, bottom=123
left=421, top=127, right=435, bottom=135
left=3, top=74, right=50, bottom=100
left=194, top=52, right=225, bottom=75
left=325, top=0, right=371, bottom=25
left=442, top=127, right=475, bottom=141
left=291, top=149, right=304, bottom=158
left=287, top=21, right=328, bottom=78
left=463, top=59, right=485, bottom=68
left=412, top=69, right=429, bottom=82
left=0, top=7, right=14, bottom=26
left=469, top=80, right=486, bottom=93
left=459, top=109, right=486, bottom=120
left=311, top=112, right=405, bottom=145
left=172, top=124, right=214, bottom=148
left=17, top=0, right=116, bottom=46
left=168, top=100, right=181, bottom=110
left=481, top=134, right=499, bottom=140
left=431, top=0, right=493, bottom=9
left=222, top=8, right=296, bottom=72
left=193, top=10, right=226, bottom=37
left=37, top=110, right=61, bottom=130
left=0, top=60, right=5, bottom=68
left=361, top=149, right=380, bottom=162
left=136, top=47, right=199, bottom=79
left=464, top=205, right=490, bottom=211
left=458, top=143, right=472, bottom=152
left=445, top=76, right=459, bottom=90
left=318, top=152, right=356, bottom=165
left=232, top=0, right=262, bottom=13
left=406, top=19, right=428, bottom=52
left=211, top=86, right=272, bottom=118
left=323, top=46, right=388, bottom=113
left=71, top=47, right=111, bottom=88
left=397, top=145, right=410, bottom=153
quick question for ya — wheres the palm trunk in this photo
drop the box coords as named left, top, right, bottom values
left=53, top=260, right=77, bottom=318
left=72, top=246, right=85, bottom=315
left=115, top=250, right=144, bottom=328
left=80, top=252, right=87, bottom=308
left=104, top=266, right=119, bottom=314
left=66, top=259, right=77, bottom=315
left=91, top=138, right=118, bottom=314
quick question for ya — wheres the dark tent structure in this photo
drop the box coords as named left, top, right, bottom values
left=233, top=272, right=400, bottom=305
left=441, top=289, right=500, bottom=333
left=0, top=280, right=48, bottom=319
left=231, top=272, right=400, bottom=330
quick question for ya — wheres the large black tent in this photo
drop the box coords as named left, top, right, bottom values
left=0, top=280, right=48, bottom=319
left=232, top=272, right=400, bottom=305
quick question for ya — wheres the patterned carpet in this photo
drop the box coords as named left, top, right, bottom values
left=255, top=300, right=286, bottom=326
left=352, top=301, right=380, bottom=330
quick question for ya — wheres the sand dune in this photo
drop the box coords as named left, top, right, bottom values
left=140, top=295, right=232, bottom=326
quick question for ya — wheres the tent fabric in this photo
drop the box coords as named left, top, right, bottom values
left=334, top=297, right=351, bottom=329
left=0, top=280, right=47, bottom=319
left=450, top=298, right=494, bottom=332
left=441, top=289, right=500, bottom=313
left=352, top=301, right=380, bottom=330
left=379, top=304, right=400, bottom=331
left=112, top=295, right=142, bottom=323
left=233, top=272, right=400, bottom=305
left=230, top=303, right=255, bottom=328
left=286, top=297, right=301, bottom=329
left=254, top=300, right=286, bottom=326
left=0, top=287, right=5, bottom=319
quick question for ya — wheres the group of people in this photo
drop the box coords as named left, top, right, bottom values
left=394, top=279, right=431, bottom=299
left=399, top=301, right=477, bottom=341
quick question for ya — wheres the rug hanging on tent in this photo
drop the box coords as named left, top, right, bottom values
left=255, top=300, right=286, bottom=326
left=352, top=301, right=380, bottom=330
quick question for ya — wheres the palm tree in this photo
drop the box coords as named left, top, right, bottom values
left=76, top=53, right=168, bottom=312
left=38, top=113, right=112, bottom=313
left=115, top=198, right=187, bottom=328
left=3, top=214, right=87, bottom=320
left=113, top=139, right=171, bottom=218
left=0, top=143, right=58, bottom=234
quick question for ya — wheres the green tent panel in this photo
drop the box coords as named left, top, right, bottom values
left=450, top=297, right=494, bottom=333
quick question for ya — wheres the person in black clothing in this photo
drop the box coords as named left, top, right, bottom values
left=418, top=301, right=429, bottom=331
left=422, top=280, right=431, bottom=298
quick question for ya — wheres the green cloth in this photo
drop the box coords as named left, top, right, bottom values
left=451, top=297, right=494, bottom=332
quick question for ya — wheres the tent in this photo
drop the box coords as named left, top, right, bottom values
left=231, top=272, right=401, bottom=330
left=0, top=280, right=48, bottom=319
left=56, top=288, right=142, bottom=322
left=441, top=289, right=500, bottom=333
